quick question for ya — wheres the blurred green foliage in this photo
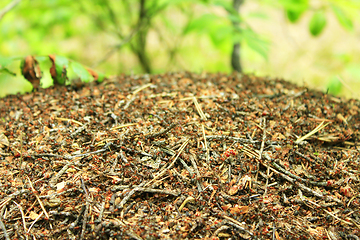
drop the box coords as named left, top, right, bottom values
left=0, top=0, right=359, bottom=98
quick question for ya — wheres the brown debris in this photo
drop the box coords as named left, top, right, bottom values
left=21, top=55, right=41, bottom=89
left=0, top=72, right=359, bottom=239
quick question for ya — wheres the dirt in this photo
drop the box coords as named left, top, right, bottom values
left=0, top=72, right=359, bottom=240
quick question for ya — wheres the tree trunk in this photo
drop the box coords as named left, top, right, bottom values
left=231, top=0, right=244, bottom=73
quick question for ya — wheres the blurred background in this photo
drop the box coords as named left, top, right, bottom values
left=0, top=0, right=359, bottom=99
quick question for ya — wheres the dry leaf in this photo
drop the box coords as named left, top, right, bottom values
left=21, top=55, right=41, bottom=89
left=0, top=133, right=9, bottom=148
left=228, top=185, right=239, bottom=195
left=229, top=205, right=248, bottom=215
left=29, top=211, right=40, bottom=220
left=56, top=181, right=66, bottom=193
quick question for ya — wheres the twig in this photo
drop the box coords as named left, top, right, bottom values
left=49, top=158, right=81, bottom=188
left=69, top=205, right=86, bottom=230
left=70, top=123, right=88, bottom=137
left=123, top=95, right=137, bottom=110
left=13, top=201, right=27, bottom=236
left=33, top=153, right=73, bottom=160
left=55, top=117, right=83, bottom=126
left=92, top=24, right=143, bottom=68
left=258, top=118, right=266, bottom=161
left=27, top=176, right=50, bottom=219
left=0, top=189, right=30, bottom=209
left=110, top=123, right=137, bottom=130
left=193, top=97, right=207, bottom=120
left=98, top=201, right=105, bottom=222
left=271, top=161, right=332, bottom=187
left=295, top=121, right=330, bottom=144
left=298, top=190, right=353, bottom=226
left=100, top=218, right=143, bottom=240
left=0, top=0, right=21, bottom=21
left=109, top=153, right=120, bottom=174
left=116, top=183, right=145, bottom=210
left=0, top=215, right=10, bottom=240
left=222, top=215, right=253, bottom=236
left=144, top=138, right=190, bottom=187
left=79, top=178, right=90, bottom=240
left=211, top=225, right=229, bottom=238
left=202, top=124, right=210, bottom=165
left=146, top=123, right=177, bottom=138
left=206, top=135, right=260, bottom=144
left=135, top=187, right=179, bottom=196
left=27, top=212, right=43, bottom=234
left=178, top=196, right=195, bottom=211
left=189, top=154, right=204, bottom=192
left=80, top=201, right=90, bottom=240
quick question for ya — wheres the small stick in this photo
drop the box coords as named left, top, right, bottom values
left=69, top=205, right=86, bottom=230
left=123, top=95, right=137, bottom=110
left=145, top=123, right=177, bottom=139
left=206, top=135, right=260, bottom=144
left=116, top=183, right=145, bottom=210
left=110, top=123, right=137, bottom=130
left=144, top=138, right=190, bottom=187
left=295, top=121, right=330, bottom=144
left=27, top=176, right=50, bottom=219
left=0, top=189, right=30, bottom=209
left=211, top=225, right=229, bottom=239
left=202, top=124, right=210, bottom=165
left=258, top=118, right=266, bottom=161
left=178, top=196, right=195, bottom=212
left=79, top=201, right=90, bottom=240
left=80, top=177, right=91, bottom=240
left=55, top=117, right=83, bottom=126
left=189, top=154, right=204, bottom=192
left=49, top=158, right=81, bottom=187
left=193, top=97, right=207, bottom=120
left=98, top=201, right=106, bottom=222
left=0, top=215, right=10, bottom=240
left=67, top=229, right=76, bottom=240
left=13, top=201, right=27, bottom=234
left=135, top=187, right=179, bottom=196
left=109, top=153, right=120, bottom=174
left=222, top=215, right=253, bottom=236
left=27, top=212, right=43, bottom=234
left=132, top=83, right=153, bottom=95
left=271, top=161, right=332, bottom=187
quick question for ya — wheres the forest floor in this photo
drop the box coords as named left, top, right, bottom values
left=0, top=72, right=359, bottom=240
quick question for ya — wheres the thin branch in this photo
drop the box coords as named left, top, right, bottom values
left=0, top=0, right=21, bottom=21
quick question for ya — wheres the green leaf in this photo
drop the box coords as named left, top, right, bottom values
left=242, top=29, right=269, bottom=60
left=331, top=4, right=353, bottom=31
left=227, top=13, right=242, bottom=24
left=212, top=0, right=236, bottom=14
left=287, top=10, right=303, bottom=23
left=209, top=25, right=233, bottom=47
left=184, top=14, right=222, bottom=34
left=0, top=56, right=17, bottom=67
left=0, top=67, right=16, bottom=76
left=96, top=72, right=106, bottom=83
left=280, top=0, right=309, bottom=22
left=309, top=11, right=327, bottom=36
left=53, top=55, right=69, bottom=85
left=327, top=76, right=342, bottom=96
left=0, top=63, right=32, bottom=97
left=279, top=0, right=308, bottom=11
left=70, top=61, right=93, bottom=83
left=35, top=56, right=53, bottom=88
